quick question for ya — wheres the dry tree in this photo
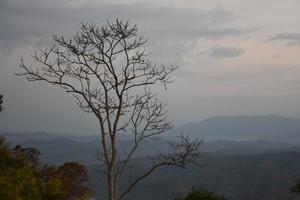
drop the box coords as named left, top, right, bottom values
left=17, top=19, right=202, bottom=200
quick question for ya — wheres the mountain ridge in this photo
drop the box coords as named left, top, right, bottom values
left=172, top=114, right=300, bottom=143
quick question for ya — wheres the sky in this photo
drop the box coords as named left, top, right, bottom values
left=1, top=0, right=300, bottom=134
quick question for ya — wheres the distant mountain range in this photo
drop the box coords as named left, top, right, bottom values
left=4, top=131, right=299, bottom=200
left=90, top=152, right=300, bottom=200
left=2, top=115, right=300, bottom=199
left=172, top=114, right=300, bottom=143
left=4, top=114, right=300, bottom=143
left=2, top=114, right=300, bottom=165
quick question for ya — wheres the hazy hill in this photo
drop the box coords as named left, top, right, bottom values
left=3, top=132, right=300, bottom=200
left=173, top=114, right=300, bottom=143
left=88, top=152, right=300, bottom=200
left=4, top=114, right=300, bottom=144
left=2, top=130, right=300, bottom=165
left=1, top=132, right=170, bottom=165
left=2, top=117, right=300, bottom=200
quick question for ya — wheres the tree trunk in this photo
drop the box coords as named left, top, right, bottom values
left=108, top=169, right=116, bottom=200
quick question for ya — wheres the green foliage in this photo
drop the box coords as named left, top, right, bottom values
left=176, top=187, right=227, bottom=200
left=291, top=181, right=300, bottom=193
left=0, top=166, right=42, bottom=200
left=0, top=137, right=90, bottom=200
left=0, top=137, right=44, bottom=200
left=290, top=180, right=300, bottom=200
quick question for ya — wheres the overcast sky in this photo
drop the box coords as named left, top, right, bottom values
left=1, top=0, right=300, bottom=134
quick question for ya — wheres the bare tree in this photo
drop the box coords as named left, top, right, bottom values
left=16, top=19, right=202, bottom=200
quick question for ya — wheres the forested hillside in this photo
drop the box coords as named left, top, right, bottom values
left=2, top=132, right=300, bottom=200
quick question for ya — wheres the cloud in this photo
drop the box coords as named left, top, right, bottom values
left=209, top=46, right=245, bottom=58
left=1, top=0, right=300, bottom=135
left=0, top=0, right=252, bottom=54
left=266, top=32, right=300, bottom=46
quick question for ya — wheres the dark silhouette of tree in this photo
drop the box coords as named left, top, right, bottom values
left=175, top=187, right=227, bottom=200
left=13, top=144, right=41, bottom=165
left=0, top=94, right=3, bottom=112
left=16, top=19, right=202, bottom=200
left=291, top=181, right=300, bottom=193
left=290, top=180, right=300, bottom=200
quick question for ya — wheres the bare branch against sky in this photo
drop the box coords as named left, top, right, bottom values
left=16, top=19, right=203, bottom=200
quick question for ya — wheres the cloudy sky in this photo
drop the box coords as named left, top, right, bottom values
left=1, top=0, right=300, bottom=134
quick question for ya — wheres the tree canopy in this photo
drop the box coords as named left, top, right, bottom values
left=176, top=188, right=227, bottom=200
left=0, top=136, right=91, bottom=200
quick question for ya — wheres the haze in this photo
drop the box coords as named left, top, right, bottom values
left=1, top=0, right=300, bottom=134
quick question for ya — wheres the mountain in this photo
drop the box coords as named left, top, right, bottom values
left=0, top=132, right=171, bottom=165
left=173, top=114, right=300, bottom=143
left=2, top=129, right=300, bottom=200
left=4, top=114, right=300, bottom=144
left=88, top=152, right=300, bottom=200
left=2, top=131, right=300, bottom=165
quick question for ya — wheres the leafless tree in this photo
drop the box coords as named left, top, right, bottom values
left=16, top=19, right=202, bottom=200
